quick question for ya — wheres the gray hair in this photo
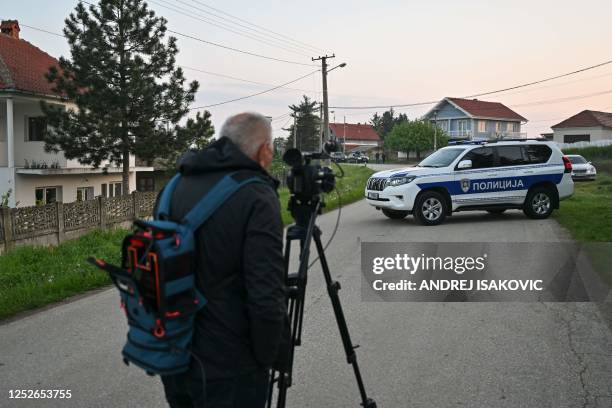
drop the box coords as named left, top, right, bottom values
left=220, top=112, right=272, bottom=158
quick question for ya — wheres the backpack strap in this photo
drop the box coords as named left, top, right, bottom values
left=155, top=173, right=182, bottom=220
left=181, top=172, right=267, bottom=231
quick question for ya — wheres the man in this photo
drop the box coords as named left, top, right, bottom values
left=160, top=112, right=288, bottom=408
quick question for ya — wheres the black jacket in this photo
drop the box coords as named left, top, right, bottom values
left=162, top=137, right=287, bottom=379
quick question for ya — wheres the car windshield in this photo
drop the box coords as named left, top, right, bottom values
left=568, top=156, right=587, bottom=164
left=417, top=148, right=466, bottom=168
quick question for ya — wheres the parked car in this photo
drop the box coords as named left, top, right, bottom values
left=348, top=152, right=369, bottom=163
left=365, top=140, right=574, bottom=225
left=566, top=154, right=597, bottom=181
left=330, top=151, right=347, bottom=162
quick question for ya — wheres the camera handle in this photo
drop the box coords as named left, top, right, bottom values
left=266, top=201, right=376, bottom=408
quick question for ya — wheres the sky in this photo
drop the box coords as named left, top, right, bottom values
left=5, top=0, right=612, bottom=140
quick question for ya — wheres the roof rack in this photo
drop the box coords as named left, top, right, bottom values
left=448, top=138, right=547, bottom=145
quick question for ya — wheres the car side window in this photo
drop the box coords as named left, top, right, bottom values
left=496, top=146, right=527, bottom=166
left=461, top=147, right=496, bottom=169
left=522, top=145, right=552, bottom=164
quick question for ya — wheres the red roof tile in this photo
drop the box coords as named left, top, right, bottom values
left=329, top=123, right=380, bottom=141
left=551, top=110, right=612, bottom=129
left=0, top=32, right=61, bottom=97
left=447, top=97, right=527, bottom=121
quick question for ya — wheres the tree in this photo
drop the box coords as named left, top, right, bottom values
left=370, top=108, right=408, bottom=141
left=42, top=0, right=200, bottom=194
left=385, top=120, right=448, bottom=160
left=285, top=95, right=321, bottom=152
left=154, top=111, right=215, bottom=172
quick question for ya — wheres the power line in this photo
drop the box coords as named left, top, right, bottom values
left=76, top=0, right=314, bottom=66
left=182, top=65, right=319, bottom=94
left=191, top=70, right=320, bottom=109
left=167, top=29, right=314, bottom=66
left=330, top=58, right=612, bottom=109
left=187, top=0, right=325, bottom=54
left=167, top=0, right=318, bottom=55
left=150, top=0, right=312, bottom=57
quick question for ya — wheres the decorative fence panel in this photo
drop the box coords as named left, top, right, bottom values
left=0, top=192, right=157, bottom=253
left=105, top=196, right=134, bottom=223
left=64, top=199, right=101, bottom=231
left=136, top=192, right=157, bottom=218
left=11, top=204, right=58, bottom=240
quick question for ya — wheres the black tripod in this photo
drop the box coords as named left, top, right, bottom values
left=266, top=195, right=376, bottom=408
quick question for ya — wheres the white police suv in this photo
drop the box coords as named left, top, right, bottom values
left=365, top=140, right=574, bottom=225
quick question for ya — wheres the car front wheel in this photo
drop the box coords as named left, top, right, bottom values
left=414, top=191, right=447, bottom=225
left=523, top=187, right=554, bottom=219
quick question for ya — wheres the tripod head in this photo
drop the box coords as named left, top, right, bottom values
left=282, top=140, right=339, bottom=228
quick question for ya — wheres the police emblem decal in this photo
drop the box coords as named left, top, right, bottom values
left=461, top=178, right=471, bottom=193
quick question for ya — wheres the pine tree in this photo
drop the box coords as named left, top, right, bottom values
left=42, top=0, right=203, bottom=194
left=284, top=95, right=321, bottom=152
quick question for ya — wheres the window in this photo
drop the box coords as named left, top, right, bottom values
left=478, top=120, right=486, bottom=133
left=461, top=147, right=495, bottom=169
left=101, top=183, right=107, bottom=198
left=568, top=156, right=587, bottom=164
left=76, top=187, right=94, bottom=201
left=563, top=134, right=590, bottom=143
left=114, top=183, right=122, bottom=197
left=27, top=117, right=47, bottom=142
left=522, top=145, right=552, bottom=164
left=137, top=176, right=155, bottom=192
left=506, top=122, right=515, bottom=132
left=457, top=120, right=467, bottom=131
left=419, top=148, right=466, bottom=168
left=495, top=122, right=502, bottom=133
left=436, top=121, right=447, bottom=131
left=496, top=146, right=526, bottom=166
left=35, top=186, right=62, bottom=205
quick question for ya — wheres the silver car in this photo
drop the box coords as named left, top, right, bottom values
left=567, top=154, right=597, bottom=180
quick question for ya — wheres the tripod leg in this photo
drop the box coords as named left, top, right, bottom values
left=312, top=227, right=376, bottom=408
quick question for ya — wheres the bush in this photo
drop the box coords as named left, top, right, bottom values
left=561, top=144, right=612, bottom=159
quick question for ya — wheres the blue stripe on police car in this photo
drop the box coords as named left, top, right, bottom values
left=416, top=173, right=564, bottom=195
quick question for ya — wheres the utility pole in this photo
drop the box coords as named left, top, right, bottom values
left=292, top=115, right=297, bottom=149
left=312, top=54, right=335, bottom=146
left=319, top=102, right=324, bottom=151
left=432, top=109, right=438, bottom=151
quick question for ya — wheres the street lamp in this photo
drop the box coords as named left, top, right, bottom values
left=314, top=58, right=347, bottom=148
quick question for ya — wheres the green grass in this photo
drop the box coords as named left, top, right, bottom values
left=0, top=228, right=126, bottom=320
left=0, top=165, right=373, bottom=320
left=553, top=156, right=612, bottom=287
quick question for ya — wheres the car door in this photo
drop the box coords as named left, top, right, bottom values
left=494, top=145, right=527, bottom=204
left=453, top=146, right=499, bottom=207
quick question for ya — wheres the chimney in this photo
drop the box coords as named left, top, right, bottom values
left=1, top=20, right=20, bottom=39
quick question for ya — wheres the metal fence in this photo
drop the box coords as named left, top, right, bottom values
left=0, top=191, right=158, bottom=253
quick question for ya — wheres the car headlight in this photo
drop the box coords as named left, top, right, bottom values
left=387, top=176, right=416, bottom=187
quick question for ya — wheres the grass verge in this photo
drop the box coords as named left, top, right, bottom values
left=0, top=165, right=373, bottom=320
left=553, top=155, right=612, bottom=287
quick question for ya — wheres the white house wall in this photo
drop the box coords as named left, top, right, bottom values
left=11, top=99, right=67, bottom=168
left=553, top=126, right=612, bottom=143
left=14, top=172, right=136, bottom=207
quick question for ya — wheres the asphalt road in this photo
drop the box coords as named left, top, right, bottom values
left=1, top=181, right=611, bottom=407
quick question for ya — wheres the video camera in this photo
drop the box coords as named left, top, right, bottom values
left=282, top=139, right=339, bottom=203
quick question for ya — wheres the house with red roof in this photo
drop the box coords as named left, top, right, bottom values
left=328, top=122, right=381, bottom=153
left=0, top=20, right=150, bottom=207
left=551, top=110, right=612, bottom=144
left=422, top=97, right=527, bottom=141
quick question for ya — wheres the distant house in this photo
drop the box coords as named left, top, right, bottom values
left=551, top=110, right=612, bottom=144
left=329, top=123, right=381, bottom=152
left=422, top=97, right=527, bottom=141
left=0, top=20, right=151, bottom=207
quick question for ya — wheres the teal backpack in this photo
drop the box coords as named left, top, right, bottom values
left=89, top=172, right=264, bottom=375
